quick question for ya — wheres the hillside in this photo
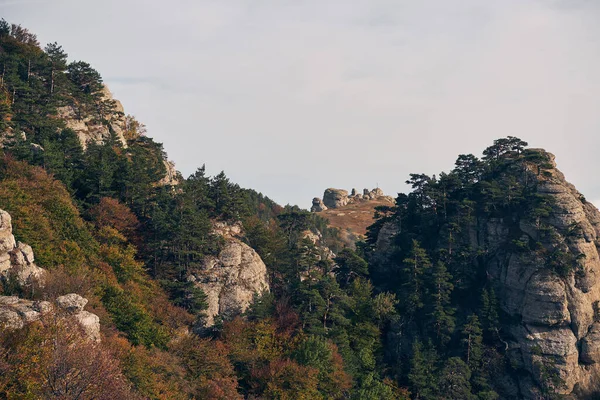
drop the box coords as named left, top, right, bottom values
left=2, top=19, right=600, bottom=400
left=317, top=198, right=392, bottom=236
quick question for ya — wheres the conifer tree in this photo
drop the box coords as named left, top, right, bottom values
left=429, top=261, right=455, bottom=347
left=408, top=340, right=438, bottom=400
left=462, top=314, right=483, bottom=372
left=402, top=240, right=431, bottom=315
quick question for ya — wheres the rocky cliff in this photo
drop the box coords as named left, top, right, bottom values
left=483, top=150, right=600, bottom=398
left=373, top=149, right=600, bottom=398
left=57, top=86, right=128, bottom=149
left=188, top=222, right=270, bottom=327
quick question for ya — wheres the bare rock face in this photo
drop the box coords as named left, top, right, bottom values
left=311, top=197, right=328, bottom=212
left=323, top=188, right=349, bottom=209
left=0, top=294, right=100, bottom=341
left=478, top=149, right=600, bottom=398
left=57, top=85, right=127, bottom=150
left=0, top=210, right=45, bottom=286
left=188, top=222, right=270, bottom=327
left=158, top=159, right=181, bottom=186
left=55, top=86, right=181, bottom=188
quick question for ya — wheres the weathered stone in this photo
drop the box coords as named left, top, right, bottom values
left=311, top=197, right=327, bottom=212
left=581, top=323, right=600, bottom=364
left=0, top=295, right=100, bottom=341
left=56, top=294, right=88, bottom=313
left=189, top=224, right=270, bottom=327
left=0, top=308, right=23, bottom=330
left=0, top=210, right=46, bottom=286
left=33, top=301, right=53, bottom=314
left=323, top=188, right=349, bottom=209
left=74, top=311, right=101, bottom=342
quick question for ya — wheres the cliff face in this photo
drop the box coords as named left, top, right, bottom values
left=374, top=150, right=600, bottom=398
left=56, top=85, right=181, bottom=186
left=57, top=86, right=128, bottom=149
left=188, top=222, right=270, bottom=327
left=480, top=151, right=600, bottom=398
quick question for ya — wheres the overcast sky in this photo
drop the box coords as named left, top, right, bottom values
left=3, top=0, right=600, bottom=207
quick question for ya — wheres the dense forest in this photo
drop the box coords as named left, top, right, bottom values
left=0, top=20, right=588, bottom=400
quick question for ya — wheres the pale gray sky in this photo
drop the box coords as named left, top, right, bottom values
left=3, top=0, right=600, bottom=207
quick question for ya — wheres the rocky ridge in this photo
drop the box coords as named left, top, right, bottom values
left=188, top=222, right=270, bottom=327
left=312, top=187, right=393, bottom=212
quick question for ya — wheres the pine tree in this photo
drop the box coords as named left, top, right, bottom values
left=439, top=357, right=474, bottom=400
left=428, top=261, right=455, bottom=347
left=408, top=340, right=438, bottom=400
left=402, top=240, right=431, bottom=315
left=462, top=314, right=483, bottom=372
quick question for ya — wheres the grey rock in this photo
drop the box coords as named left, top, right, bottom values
left=56, top=294, right=88, bottom=313
left=311, top=197, right=327, bottom=212
left=323, top=188, right=349, bottom=208
left=190, top=223, right=270, bottom=327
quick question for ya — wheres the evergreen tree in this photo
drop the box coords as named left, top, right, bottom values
left=462, top=314, right=483, bottom=372
left=408, top=340, right=438, bottom=400
left=401, top=240, right=431, bottom=315
left=428, top=261, right=455, bottom=347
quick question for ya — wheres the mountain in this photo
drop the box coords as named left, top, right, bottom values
left=0, top=19, right=599, bottom=400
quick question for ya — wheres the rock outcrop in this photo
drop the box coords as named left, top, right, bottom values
left=55, top=85, right=180, bottom=187
left=159, top=159, right=181, bottom=186
left=323, top=188, right=349, bottom=209
left=0, top=209, right=99, bottom=341
left=311, top=197, right=328, bottom=212
left=188, top=222, right=270, bottom=327
left=0, top=209, right=45, bottom=286
left=474, top=149, right=600, bottom=398
left=0, top=294, right=100, bottom=341
left=57, top=85, right=127, bottom=149
left=314, top=187, right=393, bottom=211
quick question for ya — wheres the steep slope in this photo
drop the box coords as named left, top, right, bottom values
left=369, top=142, right=600, bottom=399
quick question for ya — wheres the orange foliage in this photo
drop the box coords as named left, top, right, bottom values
left=0, top=317, right=139, bottom=399
left=88, top=197, right=141, bottom=245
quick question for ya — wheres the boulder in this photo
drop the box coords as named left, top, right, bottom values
left=0, top=210, right=45, bottom=286
left=56, top=294, right=88, bottom=313
left=311, top=197, right=327, bottom=212
left=323, top=188, right=349, bottom=209
left=0, top=294, right=100, bottom=341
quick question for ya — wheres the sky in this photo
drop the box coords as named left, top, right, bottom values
left=2, top=0, right=600, bottom=208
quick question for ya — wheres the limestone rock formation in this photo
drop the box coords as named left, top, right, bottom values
left=314, top=187, right=393, bottom=211
left=323, top=188, right=349, bottom=209
left=188, top=222, right=270, bottom=327
left=311, top=197, right=328, bottom=212
left=56, top=85, right=128, bottom=149
left=474, top=150, right=600, bottom=398
left=55, top=85, right=181, bottom=187
left=0, top=209, right=45, bottom=286
left=0, top=294, right=100, bottom=341
left=159, top=159, right=181, bottom=186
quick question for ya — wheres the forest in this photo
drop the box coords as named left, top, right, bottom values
left=0, top=20, right=582, bottom=400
